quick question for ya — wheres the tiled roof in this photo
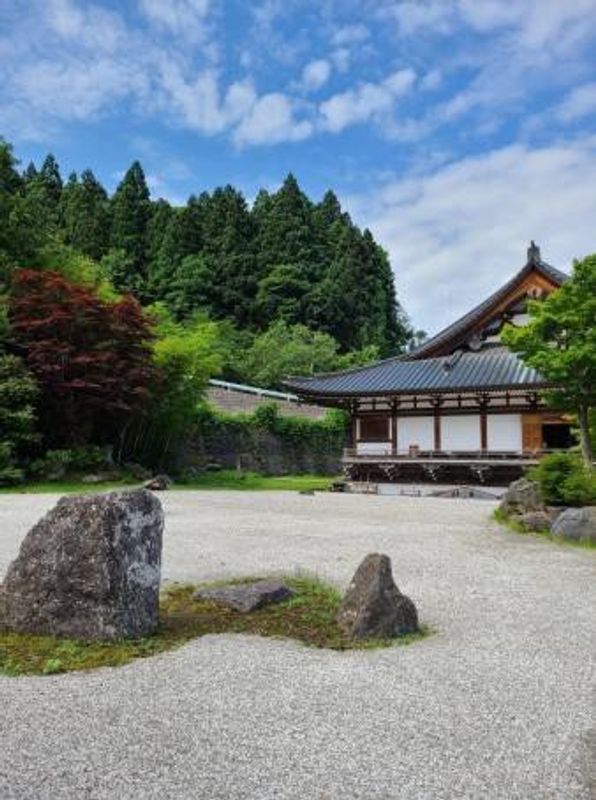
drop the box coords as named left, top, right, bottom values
left=285, top=348, right=552, bottom=397
left=407, top=257, right=567, bottom=359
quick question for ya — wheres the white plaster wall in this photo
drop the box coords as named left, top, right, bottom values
left=487, top=414, right=522, bottom=452
left=398, top=416, right=434, bottom=452
left=442, top=415, right=481, bottom=451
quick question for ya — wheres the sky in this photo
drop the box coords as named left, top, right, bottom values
left=1, top=0, right=596, bottom=336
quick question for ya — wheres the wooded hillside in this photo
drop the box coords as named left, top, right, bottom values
left=0, top=140, right=410, bottom=357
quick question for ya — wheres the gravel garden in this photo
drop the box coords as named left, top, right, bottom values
left=0, top=489, right=594, bottom=799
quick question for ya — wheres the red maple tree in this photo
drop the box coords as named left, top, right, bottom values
left=9, top=270, right=157, bottom=446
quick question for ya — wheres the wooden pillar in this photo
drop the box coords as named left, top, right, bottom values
left=480, top=411, right=488, bottom=452
left=391, top=400, right=398, bottom=455
left=479, top=396, right=488, bottom=452
left=351, top=415, right=358, bottom=450
left=432, top=397, right=442, bottom=452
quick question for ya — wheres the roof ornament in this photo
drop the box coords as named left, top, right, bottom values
left=442, top=349, right=463, bottom=372
left=527, top=240, right=541, bottom=265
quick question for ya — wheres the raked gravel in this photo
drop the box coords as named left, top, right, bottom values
left=0, top=490, right=594, bottom=800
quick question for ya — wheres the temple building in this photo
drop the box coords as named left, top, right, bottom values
left=284, top=243, right=572, bottom=484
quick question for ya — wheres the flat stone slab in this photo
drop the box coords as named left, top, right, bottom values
left=193, top=580, right=294, bottom=613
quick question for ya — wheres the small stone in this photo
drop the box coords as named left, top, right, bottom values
left=194, top=580, right=293, bottom=613
left=299, top=489, right=315, bottom=496
left=498, top=478, right=544, bottom=516
left=0, top=489, right=164, bottom=640
left=337, top=553, right=419, bottom=640
left=144, top=474, right=171, bottom=491
left=518, top=511, right=553, bottom=532
left=551, top=507, right=596, bottom=543
left=81, top=473, right=110, bottom=484
left=329, top=480, right=347, bottom=493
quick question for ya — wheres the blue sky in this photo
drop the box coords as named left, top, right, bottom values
left=1, top=0, right=596, bottom=334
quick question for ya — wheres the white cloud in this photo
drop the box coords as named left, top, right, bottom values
left=13, top=58, right=148, bottom=121
left=46, top=0, right=127, bottom=52
left=138, top=0, right=211, bottom=42
left=233, top=94, right=313, bottom=146
left=157, top=63, right=257, bottom=134
left=300, top=59, right=331, bottom=92
left=330, top=48, right=351, bottom=73
left=386, top=0, right=596, bottom=46
left=387, top=1, right=456, bottom=36
left=345, top=137, right=596, bottom=334
left=332, top=24, right=370, bottom=45
left=3, top=0, right=595, bottom=153
left=319, top=68, right=416, bottom=133
left=555, top=82, right=596, bottom=123
left=421, top=69, right=442, bottom=91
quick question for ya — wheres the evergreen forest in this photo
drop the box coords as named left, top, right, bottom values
left=0, top=137, right=413, bottom=480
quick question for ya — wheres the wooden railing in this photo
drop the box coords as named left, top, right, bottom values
left=342, top=447, right=555, bottom=461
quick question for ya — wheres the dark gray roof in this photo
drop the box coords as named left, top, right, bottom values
left=285, top=348, right=552, bottom=397
left=407, top=256, right=567, bottom=359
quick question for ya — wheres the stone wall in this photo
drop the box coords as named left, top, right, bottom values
left=178, top=407, right=345, bottom=477
left=206, top=385, right=326, bottom=420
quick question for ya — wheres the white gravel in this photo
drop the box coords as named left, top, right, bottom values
left=0, top=490, right=594, bottom=800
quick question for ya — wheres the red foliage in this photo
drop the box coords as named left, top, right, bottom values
left=9, top=270, right=158, bottom=446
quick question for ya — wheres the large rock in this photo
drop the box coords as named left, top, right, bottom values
left=551, top=507, right=596, bottom=544
left=194, top=580, right=293, bottom=613
left=0, top=489, right=164, bottom=640
left=337, top=553, right=419, bottom=640
left=499, top=478, right=544, bottom=516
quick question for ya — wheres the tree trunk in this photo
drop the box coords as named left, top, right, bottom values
left=577, top=403, right=594, bottom=468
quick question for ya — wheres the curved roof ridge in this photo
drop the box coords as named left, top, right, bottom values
left=406, top=255, right=567, bottom=359
left=284, top=350, right=409, bottom=385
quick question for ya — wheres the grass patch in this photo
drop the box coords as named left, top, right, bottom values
left=176, top=470, right=335, bottom=491
left=0, top=576, right=429, bottom=677
left=0, top=472, right=336, bottom=494
left=492, top=508, right=596, bottom=550
left=0, top=478, right=140, bottom=495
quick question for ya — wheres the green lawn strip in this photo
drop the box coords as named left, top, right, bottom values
left=176, top=471, right=335, bottom=491
left=0, top=471, right=336, bottom=494
left=492, top=508, right=596, bottom=550
left=0, top=479, right=141, bottom=495
left=0, top=576, right=429, bottom=677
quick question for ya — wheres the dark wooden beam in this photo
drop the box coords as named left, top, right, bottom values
left=432, top=396, right=443, bottom=452
left=390, top=399, right=398, bottom=455
left=479, top=405, right=488, bottom=452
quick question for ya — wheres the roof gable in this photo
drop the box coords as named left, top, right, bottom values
left=407, top=243, right=567, bottom=359
left=283, top=243, right=567, bottom=400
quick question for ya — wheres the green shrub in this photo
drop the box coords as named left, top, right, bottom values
left=0, top=441, right=24, bottom=485
left=529, top=452, right=596, bottom=506
left=29, top=445, right=111, bottom=480
left=0, top=353, right=39, bottom=485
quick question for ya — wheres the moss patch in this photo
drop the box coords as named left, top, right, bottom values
left=0, top=576, right=428, bottom=677
left=492, top=508, right=596, bottom=550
